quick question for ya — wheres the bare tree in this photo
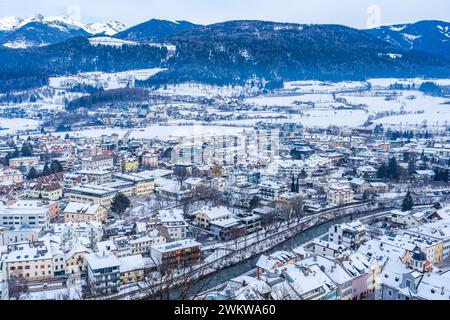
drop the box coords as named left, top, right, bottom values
left=174, top=166, right=190, bottom=189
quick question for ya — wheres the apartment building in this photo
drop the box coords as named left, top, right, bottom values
left=63, top=202, right=107, bottom=223
left=85, top=251, right=121, bottom=296
left=150, top=239, right=201, bottom=271
left=0, top=200, right=56, bottom=229
left=326, top=184, right=354, bottom=206
left=66, top=185, right=117, bottom=209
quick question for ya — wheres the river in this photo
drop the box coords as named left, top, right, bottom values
left=169, top=214, right=355, bottom=300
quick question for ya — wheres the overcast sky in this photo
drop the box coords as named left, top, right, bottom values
left=1, top=0, right=450, bottom=28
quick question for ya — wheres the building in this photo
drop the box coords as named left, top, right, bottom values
left=113, top=172, right=155, bottom=196
left=390, top=210, right=423, bottom=229
left=9, top=157, right=39, bottom=169
left=412, top=170, right=436, bottom=182
left=378, top=260, right=450, bottom=300
left=81, top=155, right=114, bottom=170
left=0, top=226, right=40, bottom=246
left=121, top=155, right=139, bottom=173
left=405, top=220, right=450, bottom=259
left=150, top=239, right=201, bottom=271
left=349, top=178, right=371, bottom=194
left=53, top=221, right=104, bottom=246
left=66, top=185, right=117, bottom=209
left=326, top=184, right=354, bottom=206
left=258, top=181, right=288, bottom=201
left=65, top=242, right=91, bottom=275
left=0, top=200, right=56, bottom=229
left=227, top=184, right=259, bottom=209
left=85, top=251, right=121, bottom=296
left=157, top=208, right=189, bottom=240
left=0, top=168, right=23, bottom=185
left=3, top=241, right=63, bottom=281
left=77, top=170, right=112, bottom=185
left=142, top=152, right=159, bottom=168
left=309, top=239, right=349, bottom=258
left=63, top=202, right=107, bottom=223
left=28, top=183, right=63, bottom=201
left=195, top=206, right=233, bottom=230
left=297, top=255, right=353, bottom=300
left=234, top=213, right=262, bottom=234
left=328, top=221, right=366, bottom=248
left=119, top=254, right=145, bottom=284
left=210, top=218, right=246, bottom=241
left=370, top=182, right=389, bottom=194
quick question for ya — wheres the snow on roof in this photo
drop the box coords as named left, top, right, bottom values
left=196, top=206, right=233, bottom=220
left=299, top=255, right=353, bottom=284
left=406, top=220, right=450, bottom=240
left=65, top=242, right=91, bottom=260
left=256, top=255, right=278, bottom=271
left=414, top=170, right=435, bottom=175
left=350, top=178, right=368, bottom=186
left=96, top=240, right=117, bottom=253
left=312, top=239, right=347, bottom=252
left=63, top=202, right=100, bottom=215
left=67, top=185, right=116, bottom=196
left=158, top=208, right=185, bottom=223
left=119, top=254, right=145, bottom=273
left=151, top=239, right=200, bottom=253
left=85, top=251, right=120, bottom=270
left=210, top=217, right=240, bottom=228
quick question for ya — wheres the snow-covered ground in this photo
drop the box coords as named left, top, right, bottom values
left=241, top=79, right=450, bottom=128
left=88, top=37, right=139, bottom=47
left=0, top=118, right=40, bottom=136
left=368, top=78, right=450, bottom=89
left=156, top=82, right=262, bottom=98
left=283, top=80, right=368, bottom=93
left=49, top=68, right=165, bottom=90
left=45, top=125, right=253, bottom=141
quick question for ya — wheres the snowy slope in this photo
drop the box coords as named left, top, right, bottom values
left=366, top=20, right=450, bottom=58
left=0, top=14, right=126, bottom=48
left=85, top=21, right=126, bottom=36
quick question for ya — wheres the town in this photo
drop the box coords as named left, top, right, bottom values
left=0, top=82, right=449, bottom=300
left=1, top=4, right=450, bottom=302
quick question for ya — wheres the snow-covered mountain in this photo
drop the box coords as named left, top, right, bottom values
left=85, top=21, right=126, bottom=36
left=366, top=20, right=450, bottom=58
left=0, top=16, right=26, bottom=31
left=0, top=14, right=126, bottom=48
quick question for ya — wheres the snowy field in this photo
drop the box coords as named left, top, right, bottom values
left=283, top=80, right=368, bottom=93
left=49, top=68, right=165, bottom=90
left=0, top=118, right=40, bottom=136
left=156, top=83, right=262, bottom=98
left=367, top=78, right=450, bottom=89
left=240, top=79, right=450, bottom=128
left=47, top=125, right=253, bottom=141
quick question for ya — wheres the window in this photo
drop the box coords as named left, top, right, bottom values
left=388, top=290, right=392, bottom=297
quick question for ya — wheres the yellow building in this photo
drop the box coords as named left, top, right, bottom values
left=63, top=202, right=107, bottom=223
left=4, top=242, right=57, bottom=281
left=66, top=186, right=116, bottom=209
left=113, top=173, right=155, bottom=196
left=134, top=180, right=155, bottom=196
left=121, top=155, right=139, bottom=173
left=195, top=206, right=233, bottom=230
left=9, top=157, right=39, bottom=169
left=326, top=184, right=354, bottom=206
left=119, top=255, right=145, bottom=284
left=65, top=243, right=91, bottom=275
